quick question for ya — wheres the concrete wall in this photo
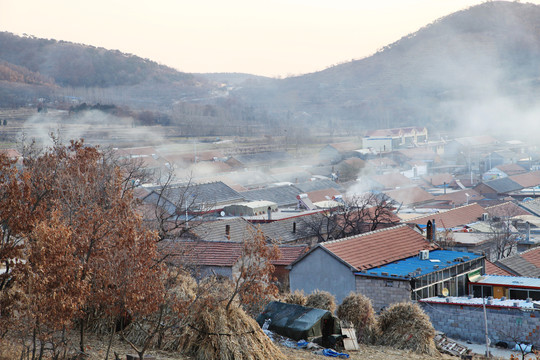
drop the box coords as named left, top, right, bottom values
left=420, top=301, right=540, bottom=347
left=289, top=247, right=355, bottom=304
left=355, top=276, right=411, bottom=312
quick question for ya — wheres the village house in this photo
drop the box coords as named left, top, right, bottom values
left=160, top=240, right=308, bottom=291
left=288, top=224, right=484, bottom=311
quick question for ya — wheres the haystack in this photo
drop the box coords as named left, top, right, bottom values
left=376, top=302, right=437, bottom=355
left=282, top=289, right=307, bottom=306
left=337, top=292, right=378, bottom=344
left=305, top=290, right=336, bottom=313
left=179, top=301, right=286, bottom=360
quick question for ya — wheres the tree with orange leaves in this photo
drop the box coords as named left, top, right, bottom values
left=0, top=139, right=165, bottom=360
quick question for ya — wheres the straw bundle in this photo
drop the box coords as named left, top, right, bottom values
left=337, top=292, right=378, bottom=344
left=376, top=302, right=437, bottom=355
left=305, top=290, right=336, bottom=313
left=178, top=302, right=286, bottom=360
left=282, top=289, right=307, bottom=306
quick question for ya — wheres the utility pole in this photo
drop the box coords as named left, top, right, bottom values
left=483, top=297, right=490, bottom=357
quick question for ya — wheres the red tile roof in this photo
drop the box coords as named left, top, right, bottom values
left=370, top=173, right=413, bottom=189
left=435, top=189, right=484, bottom=206
left=520, top=247, right=540, bottom=269
left=407, top=203, right=486, bottom=229
left=272, top=245, right=309, bottom=266
left=384, top=186, right=435, bottom=206
left=306, top=188, right=342, bottom=203
left=160, top=240, right=307, bottom=268
left=485, top=202, right=532, bottom=218
left=509, top=171, right=540, bottom=188
left=321, top=225, right=435, bottom=271
left=485, top=260, right=514, bottom=276
left=422, top=173, right=454, bottom=187
left=495, top=163, right=527, bottom=176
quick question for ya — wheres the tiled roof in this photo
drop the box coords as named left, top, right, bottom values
left=479, top=177, right=523, bottom=194
left=509, top=171, right=540, bottom=188
left=258, top=212, right=326, bottom=243
left=160, top=240, right=307, bottom=268
left=146, top=181, right=245, bottom=211
left=495, top=163, right=527, bottom=176
left=320, top=225, right=435, bottom=271
left=189, top=218, right=258, bottom=242
left=305, top=188, right=342, bottom=203
left=519, top=198, right=540, bottom=217
left=435, top=189, right=484, bottom=206
left=485, top=260, right=514, bottom=276
left=160, top=240, right=243, bottom=267
left=520, top=247, right=540, bottom=269
left=272, top=245, right=309, bottom=266
left=496, top=250, right=540, bottom=277
left=369, top=173, right=414, bottom=190
left=407, top=203, right=486, bottom=229
left=293, top=179, right=344, bottom=193
left=484, top=202, right=532, bottom=218
left=384, top=186, right=434, bottom=206
left=240, top=185, right=301, bottom=207
left=422, top=173, right=454, bottom=187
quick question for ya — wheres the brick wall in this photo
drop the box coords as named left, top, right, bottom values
left=420, top=301, right=540, bottom=347
left=355, top=276, right=411, bottom=312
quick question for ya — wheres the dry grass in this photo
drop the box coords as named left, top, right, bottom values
left=178, top=302, right=286, bottom=360
left=305, top=290, right=336, bottom=313
left=282, top=289, right=307, bottom=306
left=376, top=302, right=437, bottom=355
left=337, top=292, right=378, bottom=344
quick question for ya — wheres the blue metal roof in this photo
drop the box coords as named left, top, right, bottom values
left=355, top=250, right=482, bottom=280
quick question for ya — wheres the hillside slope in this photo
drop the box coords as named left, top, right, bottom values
left=232, top=1, right=540, bottom=135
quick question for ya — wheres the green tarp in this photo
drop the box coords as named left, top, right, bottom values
left=256, top=301, right=341, bottom=341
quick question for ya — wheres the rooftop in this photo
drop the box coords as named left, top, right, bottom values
left=472, top=274, right=540, bottom=289
left=321, top=224, right=435, bottom=271
left=384, top=186, right=435, bottom=206
left=407, top=203, right=486, bottom=229
left=240, top=185, right=301, bottom=207
left=355, top=250, right=482, bottom=280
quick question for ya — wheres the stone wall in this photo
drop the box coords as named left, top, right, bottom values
left=420, top=300, right=540, bottom=347
left=355, top=276, right=411, bottom=312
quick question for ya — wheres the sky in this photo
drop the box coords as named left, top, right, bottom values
left=2, top=0, right=540, bottom=77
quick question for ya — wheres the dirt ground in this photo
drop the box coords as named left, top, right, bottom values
left=1, top=332, right=510, bottom=360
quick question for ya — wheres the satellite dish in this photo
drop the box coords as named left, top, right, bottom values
left=442, top=288, right=449, bottom=297
left=220, top=211, right=225, bottom=217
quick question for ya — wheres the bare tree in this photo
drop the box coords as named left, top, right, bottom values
left=299, top=192, right=398, bottom=243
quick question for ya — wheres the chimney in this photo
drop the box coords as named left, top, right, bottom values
left=267, top=206, right=272, bottom=221
left=426, top=220, right=433, bottom=241
left=432, top=219, right=437, bottom=243
left=225, top=224, right=230, bottom=240
left=527, top=221, right=531, bottom=242
left=292, top=221, right=296, bottom=233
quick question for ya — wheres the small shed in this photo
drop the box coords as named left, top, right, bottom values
left=256, top=301, right=341, bottom=342
left=224, top=201, right=278, bottom=216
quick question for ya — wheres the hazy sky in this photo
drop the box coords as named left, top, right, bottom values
left=2, top=0, right=539, bottom=77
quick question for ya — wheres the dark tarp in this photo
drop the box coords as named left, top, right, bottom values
left=256, top=301, right=341, bottom=341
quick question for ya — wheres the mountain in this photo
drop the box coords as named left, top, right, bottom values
left=2, top=1, right=540, bottom=137
left=230, top=1, right=540, bottom=135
